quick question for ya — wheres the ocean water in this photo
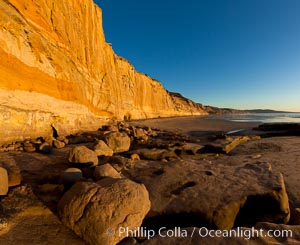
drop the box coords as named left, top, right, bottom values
left=221, top=113, right=300, bottom=123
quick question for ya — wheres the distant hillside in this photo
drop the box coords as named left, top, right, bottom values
left=202, top=107, right=295, bottom=115
left=202, top=105, right=244, bottom=114
left=245, top=109, right=293, bottom=113
left=167, top=92, right=245, bottom=115
left=166, top=94, right=294, bottom=115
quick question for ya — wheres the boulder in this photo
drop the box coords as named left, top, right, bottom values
left=93, top=164, right=121, bottom=180
left=62, top=168, right=83, bottom=186
left=133, top=128, right=148, bottom=141
left=170, top=143, right=204, bottom=155
left=38, top=143, right=53, bottom=154
left=44, top=136, right=55, bottom=146
left=23, top=143, right=36, bottom=153
left=203, top=136, right=256, bottom=154
left=0, top=167, right=8, bottom=195
left=68, top=146, right=98, bottom=167
left=63, top=138, right=69, bottom=145
left=99, top=155, right=133, bottom=172
left=58, top=179, right=151, bottom=245
left=56, top=136, right=69, bottom=145
left=56, top=136, right=66, bottom=141
left=124, top=159, right=290, bottom=230
left=53, top=140, right=65, bottom=149
left=104, top=132, right=131, bottom=153
left=0, top=158, right=22, bottom=187
left=92, top=140, right=113, bottom=157
left=129, top=148, right=177, bottom=161
left=130, top=153, right=140, bottom=160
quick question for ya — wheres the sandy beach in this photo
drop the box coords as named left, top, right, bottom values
left=130, top=116, right=259, bottom=137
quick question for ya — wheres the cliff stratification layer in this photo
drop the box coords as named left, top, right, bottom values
left=0, top=0, right=207, bottom=144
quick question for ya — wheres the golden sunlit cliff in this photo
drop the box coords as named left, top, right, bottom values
left=0, top=0, right=207, bottom=144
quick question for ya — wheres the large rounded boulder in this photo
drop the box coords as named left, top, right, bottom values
left=58, top=178, right=150, bottom=245
left=68, top=146, right=98, bottom=167
left=104, top=132, right=131, bottom=153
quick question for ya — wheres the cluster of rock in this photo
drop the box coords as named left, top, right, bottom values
left=1, top=122, right=300, bottom=244
left=57, top=123, right=161, bottom=244
left=0, top=135, right=68, bottom=153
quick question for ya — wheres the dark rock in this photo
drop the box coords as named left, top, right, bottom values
left=255, top=123, right=300, bottom=132
left=254, top=123, right=300, bottom=137
left=38, top=143, right=53, bottom=154
left=62, top=168, right=83, bottom=186
left=290, top=208, right=300, bottom=225
left=35, top=183, right=64, bottom=207
left=67, top=135, right=95, bottom=144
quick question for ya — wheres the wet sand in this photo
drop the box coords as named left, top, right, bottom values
left=130, top=116, right=259, bottom=137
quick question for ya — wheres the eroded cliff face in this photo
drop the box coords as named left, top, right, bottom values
left=0, top=0, right=207, bottom=144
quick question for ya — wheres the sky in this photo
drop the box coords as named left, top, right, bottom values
left=95, top=0, right=300, bottom=112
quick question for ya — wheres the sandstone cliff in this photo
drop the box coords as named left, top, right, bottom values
left=0, top=0, right=207, bottom=144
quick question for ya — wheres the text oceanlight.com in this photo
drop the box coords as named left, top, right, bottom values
left=114, top=227, right=293, bottom=240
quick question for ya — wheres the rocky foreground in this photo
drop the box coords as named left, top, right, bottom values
left=1, top=122, right=300, bottom=244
